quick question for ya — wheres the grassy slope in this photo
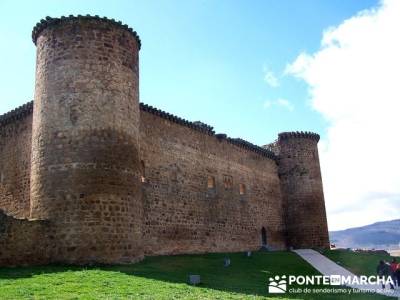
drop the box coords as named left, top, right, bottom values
left=0, top=251, right=388, bottom=300
left=323, top=249, right=395, bottom=276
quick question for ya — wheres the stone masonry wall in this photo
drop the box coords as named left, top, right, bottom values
left=0, top=114, right=32, bottom=218
left=29, top=17, right=143, bottom=264
left=278, top=133, right=330, bottom=249
left=0, top=104, right=287, bottom=266
left=140, top=111, right=287, bottom=255
left=0, top=16, right=331, bottom=267
left=0, top=209, right=54, bottom=266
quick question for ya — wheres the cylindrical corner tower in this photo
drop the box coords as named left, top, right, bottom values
left=30, top=16, right=143, bottom=263
left=278, top=131, right=329, bottom=249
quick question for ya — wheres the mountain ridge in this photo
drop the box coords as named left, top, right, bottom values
left=329, top=219, right=400, bottom=249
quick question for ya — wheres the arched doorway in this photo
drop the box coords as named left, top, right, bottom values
left=261, top=227, right=267, bottom=246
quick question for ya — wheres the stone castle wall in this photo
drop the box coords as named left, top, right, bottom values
left=0, top=106, right=286, bottom=264
left=140, top=110, right=286, bottom=255
left=0, top=16, right=329, bottom=266
left=0, top=210, right=54, bottom=266
left=0, top=105, right=32, bottom=218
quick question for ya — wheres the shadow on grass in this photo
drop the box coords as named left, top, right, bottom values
left=0, top=251, right=390, bottom=299
left=0, top=251, right=310, bottom=298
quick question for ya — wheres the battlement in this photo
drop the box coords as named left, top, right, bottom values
left=0, top=101, right=33, bottom=127
left=140, top=103, right=215, bottom=135
left=226, top=138, right=277, bottom=160
left=32, top=15, right=141, bottom=48
left=278, top=131, right=320, bottom=142
left=0, top=100, right=277, bottom=161
left=140, top=103, right=277, bottom=161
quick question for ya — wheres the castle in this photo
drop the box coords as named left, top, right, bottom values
left=0, top=16, right=329, bottom=266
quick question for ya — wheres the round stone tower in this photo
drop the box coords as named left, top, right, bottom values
left=30, top=15, right=143, bottom=263
left=277, top=132, right=329, bottom=249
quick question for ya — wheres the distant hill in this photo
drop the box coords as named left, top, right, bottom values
left=329, top=219, right=400, bottom=250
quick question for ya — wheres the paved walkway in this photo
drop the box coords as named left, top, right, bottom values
left=293, top=249, right=400, bottom=298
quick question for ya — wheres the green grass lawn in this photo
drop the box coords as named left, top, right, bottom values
left=323, top=249, right=395, bottom=277
left=0, top=251, right=388, bottom=300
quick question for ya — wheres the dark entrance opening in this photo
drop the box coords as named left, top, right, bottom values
left=261, top=227, right=267, bottom=246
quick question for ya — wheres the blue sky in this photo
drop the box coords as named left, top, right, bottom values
left=2, top=0, right=399, bottom=231
left=0, top=0, right=376, bottom=144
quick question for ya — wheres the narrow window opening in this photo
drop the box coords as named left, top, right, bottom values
left=140, top=160, right=146, bottom=183
left=239, top=183, right=246, bottom=195
left=223, top=175, right=233, bottom=189
left=207, top=176, right=215, bottom=189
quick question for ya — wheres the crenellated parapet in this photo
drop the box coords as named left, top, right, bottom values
left=32, top=15, right=141, bottom=48
left=278, top=131, right=320, bottom=142
left=140, top=103, right=277, bottom=161
left=140, top=103, right=215, bottom=135
left=0, top=99, right=279, bottom=162
left=0, top=101, right=33, bottom=127
left=226, top=138, right=277, bottom=161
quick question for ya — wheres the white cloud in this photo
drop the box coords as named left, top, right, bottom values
left=286, top=0, right=400, bottom=230
left=284, top=53, right=313, bottom=77
left=264, top=98, right=294, bottom=111
left=263, top=100, right=272, bottom=109
left=276, top=98, right=294, bottom=111
left=263, top=68, right=279, bottom=87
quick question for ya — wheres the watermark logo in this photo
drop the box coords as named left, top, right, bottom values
left=329, top=275, right=341, bottom=285
left=268, top=275, right=287, bottom=293
left=267, top=274, right=395, bottom=295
